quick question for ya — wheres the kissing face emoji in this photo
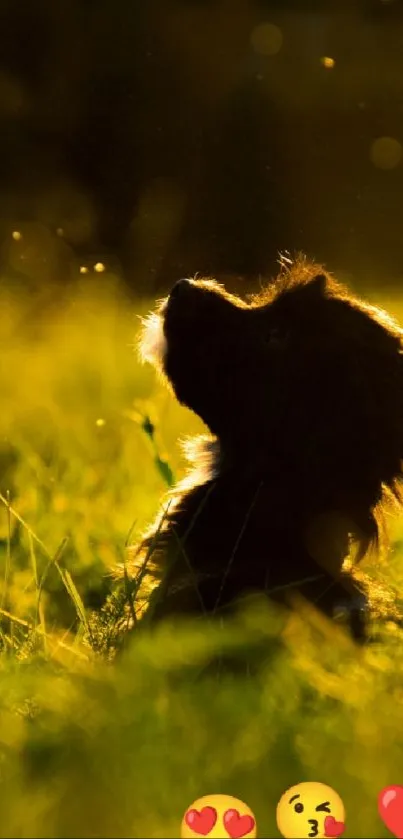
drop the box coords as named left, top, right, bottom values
left=276, top=782, right=346, bottom=839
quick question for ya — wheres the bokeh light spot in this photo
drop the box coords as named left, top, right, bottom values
left=370, top=136, right=402, bottom=170
left=79, top=266, right=89, bottom=274
left=12, top=231, right=22, bottom=241
left=250, top=23, right=283, bottom=57
left=321, top=56, right=335, bottom=69
left=94, top=262, right=106, bottom=273
left=95, top=418, right=106, bottom=428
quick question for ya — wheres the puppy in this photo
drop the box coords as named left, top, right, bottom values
left=129, top=257, right=403, bottom=640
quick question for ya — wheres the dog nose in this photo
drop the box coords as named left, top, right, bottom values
left=170, top=278, right=192, bottom=300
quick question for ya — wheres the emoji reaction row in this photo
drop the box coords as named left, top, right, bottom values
left=182, top=783, right=403, bottom=838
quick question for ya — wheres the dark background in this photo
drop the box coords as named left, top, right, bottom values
left=0, top=0, right=402, bottom=294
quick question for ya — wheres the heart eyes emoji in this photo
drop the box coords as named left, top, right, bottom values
left=182, top=796, right=257, bottom=838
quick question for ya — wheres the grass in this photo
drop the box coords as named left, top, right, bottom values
left=0, top=273, right=402, bottom=836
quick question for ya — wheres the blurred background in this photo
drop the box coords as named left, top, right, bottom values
left=1, top=0, right=403, bottom=296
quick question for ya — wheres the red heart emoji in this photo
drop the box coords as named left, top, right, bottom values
left=324, top=815, right=346, bottom=837
left=185, top=806, right=217, bottom=836
left=223, top=808, right=255, bottom=838
left=378, top=785, right=403, bottom=839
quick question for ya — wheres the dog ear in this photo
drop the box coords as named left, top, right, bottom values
left=304, top=273, right=327, bottom=297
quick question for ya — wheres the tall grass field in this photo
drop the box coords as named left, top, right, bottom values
left=0, top=273, right=403, bottom=838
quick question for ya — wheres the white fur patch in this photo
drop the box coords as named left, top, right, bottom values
left=177, top=434, right=220, bottom=490
left=138, top=307, right=167, bottom=368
